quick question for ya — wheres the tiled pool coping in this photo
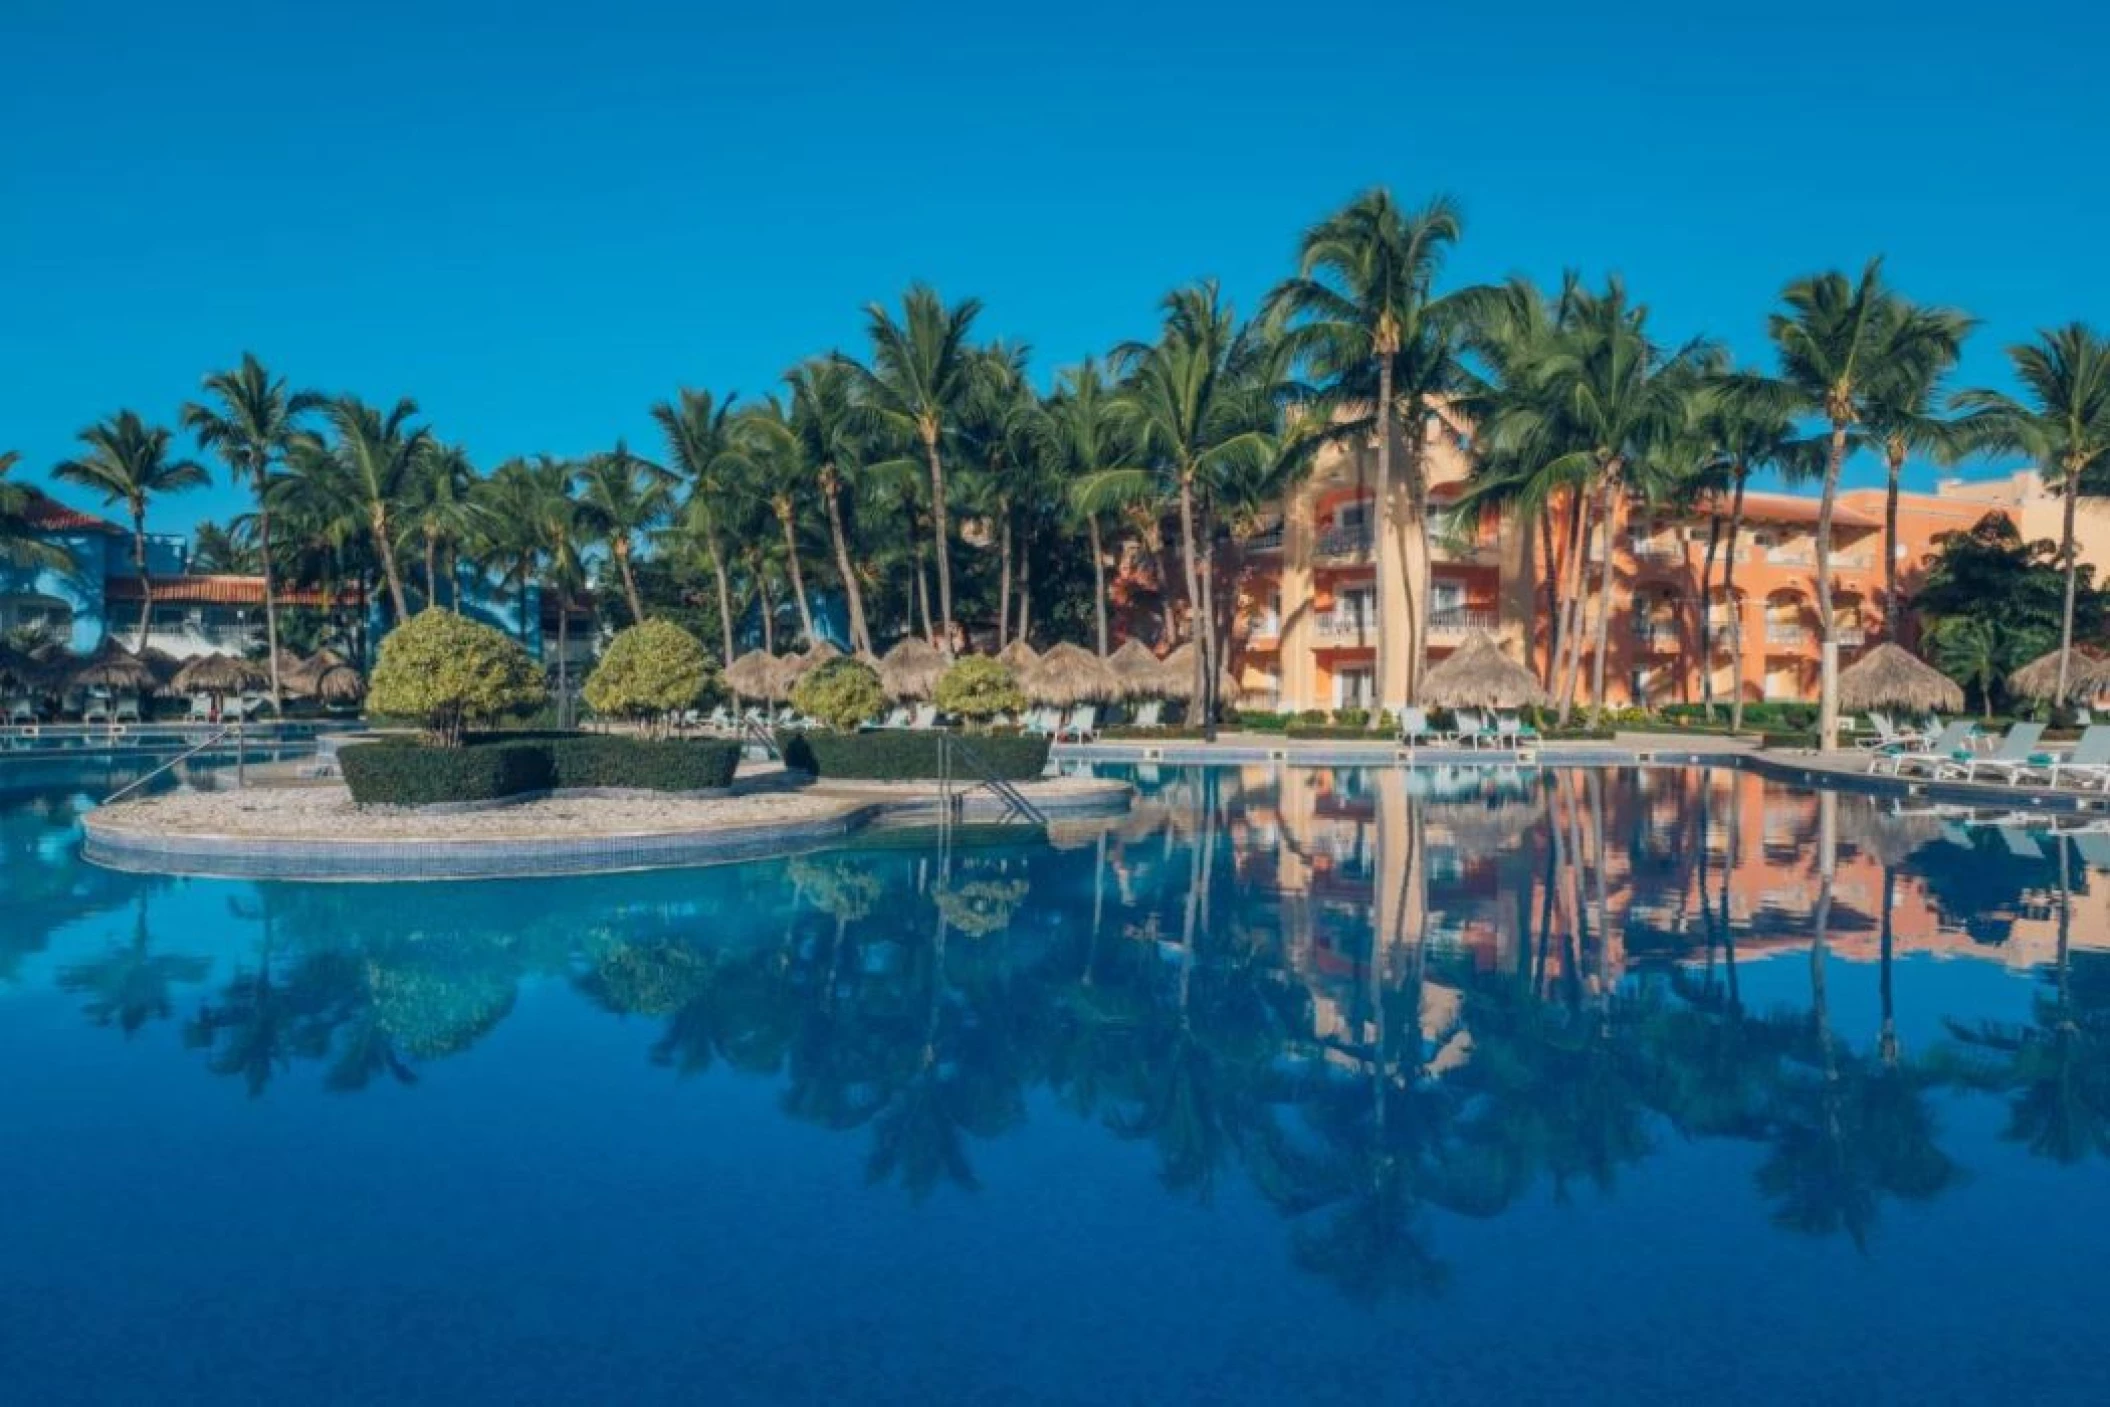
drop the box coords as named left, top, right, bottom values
left=81, top=779, right=1135, bottom=883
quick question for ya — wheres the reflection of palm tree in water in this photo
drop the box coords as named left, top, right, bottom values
left=59, top=892, right=208, bottom=1035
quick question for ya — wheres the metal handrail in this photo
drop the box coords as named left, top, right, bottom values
left=741, top=717, right=781, bottom=760
left=939, top=733, right=1049, bottom=826
left=101, top=723, right=246, bottom=806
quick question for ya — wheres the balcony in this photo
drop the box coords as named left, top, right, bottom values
left=1764, top=545, right=1816, bottom=567
left=1764, top=623, right=1811, bottom=648
left=1428, top=606, right=1498, bottom=637
left=1246, top=614, right=1282, bottom=642
left=1313, top=611, right=1378, bottom=641
left=1632, top=622, right=1682, bottom=651
left=1833, top=626, right=1867, bottom=647
left=1244, top=526, right=1284, bottom=553
left=1314, top=524, right=1375, bottom=561
left=1628, top=537, right=1683, bottom=562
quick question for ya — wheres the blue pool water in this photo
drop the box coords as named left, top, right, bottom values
left=6, top=760, right=2110, bottom=1405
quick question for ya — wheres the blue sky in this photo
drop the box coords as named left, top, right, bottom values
left=4, top=0, right=2102, bottom=532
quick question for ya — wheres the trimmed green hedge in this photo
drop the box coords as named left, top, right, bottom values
left=341, top=739, right=552, bottom=806
left=1286, top=725, right=1399, bottom=741
left=1098, top=725, right=1212, bottom=740
left=341, top=733, right=742, bottom=805
left=782, top=730, right=1052, bottom=781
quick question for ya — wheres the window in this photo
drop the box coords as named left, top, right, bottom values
left=1334, top=499, right=1370, bottom=531
left=0, top=594, right=73, bottom=639
left=1431, top=579, right=1465, bottom=615
left=1333, top=666, right=1374, bottom=709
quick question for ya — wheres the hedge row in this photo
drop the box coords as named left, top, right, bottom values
left=341, top=734, right=740, bottom=806
left=781, top=730, right=1051, bottom=781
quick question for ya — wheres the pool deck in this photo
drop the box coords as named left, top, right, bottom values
left=82, top=769, right=1134, bottom=882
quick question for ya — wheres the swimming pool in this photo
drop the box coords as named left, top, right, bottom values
left=7, top=761, right=2108, bottom=1404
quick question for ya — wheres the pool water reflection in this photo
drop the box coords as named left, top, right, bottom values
left=6, top=761, right=2110, bottom=1404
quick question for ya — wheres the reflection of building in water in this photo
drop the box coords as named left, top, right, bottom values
left=1208, top=763, right=2110, bottom=1052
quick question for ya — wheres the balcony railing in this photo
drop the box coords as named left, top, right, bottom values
left=1244, top=526, right=1284, bottom=553
left=1832, top=626, right=1867, bottom=647
left=1428, top=607, right=1497, bottom=636
left=1246, top=614, right=1282, bottom=640
left=1628, top=538, right=1683, bottom=561
left=1314, top=524, right=1375, bottom=560
left=1765, top=546, right=1816, bottom=567
left=1764, top=624, right=1811, bottom=647
left=1314, top=611, right=1377, bottom=639
left=1632, top=623, right=1681, bottom=650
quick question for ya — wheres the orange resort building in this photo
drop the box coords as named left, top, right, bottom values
left=1223, top=422, right=2097, bottom=712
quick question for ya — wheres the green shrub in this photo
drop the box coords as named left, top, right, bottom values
left=1286, top=725, right=1396, bottom=740
left=1097, top=725, right=1212, bottom=740
left=782, top=730, right=1051, bottom=780
left=367, top=609, right=545, bottom=746
left=341, top=739, right=553, bottom=806
left=583, top=621, right=714, bottom=734
left=341, top=733, right=742, bottom=805
left=793, top=657, right=887, bottom=731
left=1333, top=707, right=1370, bottom=729
left=546, top=736, right=740, bottom=791
left=933, top=656, right=1026, bottom=723
left=1231, top=710, right=1292, bottom=732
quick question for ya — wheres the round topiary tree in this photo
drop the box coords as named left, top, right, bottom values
left=792, top=656, right=886, bottom=731
left=367, top=608, right=545, bottom=746
left=933, top=655, right=1026, bottom=727
left=584, top=620, right=714, bottom=737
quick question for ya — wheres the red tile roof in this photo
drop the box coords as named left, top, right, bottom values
left=18, top=490, right=122, bottom=535
left=104, top=575, right=351, bottom=608
left=1696, top=491, right=1882, bottom=531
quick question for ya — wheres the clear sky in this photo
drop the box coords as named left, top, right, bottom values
left=4, top=0, right=2102, bottom=532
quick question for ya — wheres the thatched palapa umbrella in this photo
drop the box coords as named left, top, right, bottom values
left=314, top=664, right=366, bottom=705
left=1152, top=641, right=1241, bottom=704
left=1105, top=638, right=1164, bottom=699
left=1418, top=633, right=1550, bottom=710
left=724, top=649, right=788, bottom=701
left=68, top=639, right=158, bottom=693
left=1023, top=641, right=1117, bottom=706
left=2007, top=647, right=2106, bottom=704
left=995, top=639, right=1040, bottom=675
left=776, top=640, right=842, bottom=691
left=876, top=637, right=948, bottom=700
left=173, top=653, right=268, bottom=696
left=1835, top=642, right=1964, bottom=715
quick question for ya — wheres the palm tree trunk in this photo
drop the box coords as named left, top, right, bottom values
left=2058, top=472, right=2081, bottom=705
left=370, top=504, right=410, bottom=624
left=1088, top=515, right=1111, bottom=657
left=1725, top=470, right=1750, bottom=733
left=1176, top=475, right=1210, bottom=730
left=757, top=568, right=776, bottom=654
left=821, top=473, right=870, bottom=653
left=778, top=507, right=816, bottom=645
left=132, top=509, right=151, bottom=649
left=1198, top=519, right=1223, bottom=733
left=1371, top=354, right=1394, bottom=727
left=1879, top=864, right=1899, bottom=1066
left=1815, top=422, right=1849, bottom=749
left=1699, top=512, right=1722, bottom=719
left=997, top=509, right=1012, bottom=650
left=615, top=541, right=646, bottom=624
left=423, top=532, right=439, bottom=607
left=1588, top=472, right=1621, bottom=724
left=915, top=550, right=934, bottom=644
left=921, top=429, right=955, bottom=650
left=1540, top=508, right=1562, bottom=688
left=707, top=539, right=736, bottom=671
left=515, top=561, right=532, bottom=647
left=1559, top=490, right=1595, bottom=722
left=556, top=586, right=570, bottom=728
left=1017, top=535, right=1032, bottom=645
left=1884, top=441, right=1905, bottom=641
left=257, top=492, right=283, bottom=716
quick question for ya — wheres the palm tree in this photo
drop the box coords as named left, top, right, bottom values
left=650, top=388, right=747, bottom=669
left=473, top=459, right=549, bottom=650
left=1860, top=305, right=1975, bottom=636
left=295, top=397, right=429, bottom=624
left=734, top=403, right=820, bottom=645
left=954, top=343, right=1037, bottom=647
left=1100, top=284, right=1280, bottom=729
left=181, top=354, right=325, bottom=711
left=519, top=456, right=587, bottom=722
left=1268, top=190, right=1466, bottom=720
left=1952, top=325, right=2110, bottom=705
left=53, top=411, right=210, bottom=647
left=1926, top=615, right=2001, bottom=719
left=786, top=359, right=875, bottom=653
left=401, top=440, right=479, bottom=613
left=840, top=286, right=984, bottom=650
left=1768, top=260, right=1960, bottom=746
left=1044, top=360, right=1140, bottom=656
left=575, top=441, right=672, bottom=625
left=0, top=450, right=70, bottom=574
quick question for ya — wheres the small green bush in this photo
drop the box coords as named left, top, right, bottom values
left=367, top=609, right=545, bottom=746
left=1286, top=725, right=1396, bottom=741
left=782, top=730, right=1051, bottom=781
left=793, top=657, right=887, bottom=731
left=546, top=736, right=739, bottom=791
left=1097, top=725, right=1212, bottom=740
left=1231, top=710, right=1292, bottom=732
left=584, top=621, right=714, bottom=734
left=933, top=656, right=1026, bottom=723
left=341, top=739, right=553, bottom=806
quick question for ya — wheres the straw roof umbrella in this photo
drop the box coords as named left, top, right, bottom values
left=995, top=639, right=1040, bottom=675
left=1023, top=641, right=1117, bottom=706
left=776, top=639, right=842, bottom=691
left=1151, top=642, right=1241, bottom=702
left=2007, top=647, right=2106, bottom=704
left=876, top=637, right=948, bottom=700
left=1418, top=634, right=1551, bottom=710
left=1835, top=642, right=1965, bottom=715
left=68, top=639, right=158, bottom=693
left=1105, top=638, right=1164, bottom=699
left=173, top=653, right=268, bottom=695
left=314, top=664, right=367, bottom=705
left=137, top=647, right=184, bottom=695
left=724, top=649, right=787, bottom=701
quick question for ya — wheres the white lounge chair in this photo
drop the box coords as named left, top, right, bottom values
left=114, top=694, right=142, bottom=724
left=907, top=704, right=940, bottom=731
left=81, top=694, right=112, bottom=725
left=2043, top=725, right=2110, bottom=789
left=1935, top=723, right=2048, bottom=785
left=1055, top=705, right=1097, bottom=742
left=1494, top=711, right=1539, bottom=747
left=1854, top=711, right=1906, bottom=750
left=5, top=697, right=33, bottom=726
left=1879, top=721, right=1977, bottom=776
left=1399, top=706, right=1437, bottom=747
left=1021, top=706, right=1061, bottom=736
left=187, top=693, right=214, bottom=723
left=1129, top=700, right=1165, bottom=730
left=1452, top=709, right=1491, bottom=748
